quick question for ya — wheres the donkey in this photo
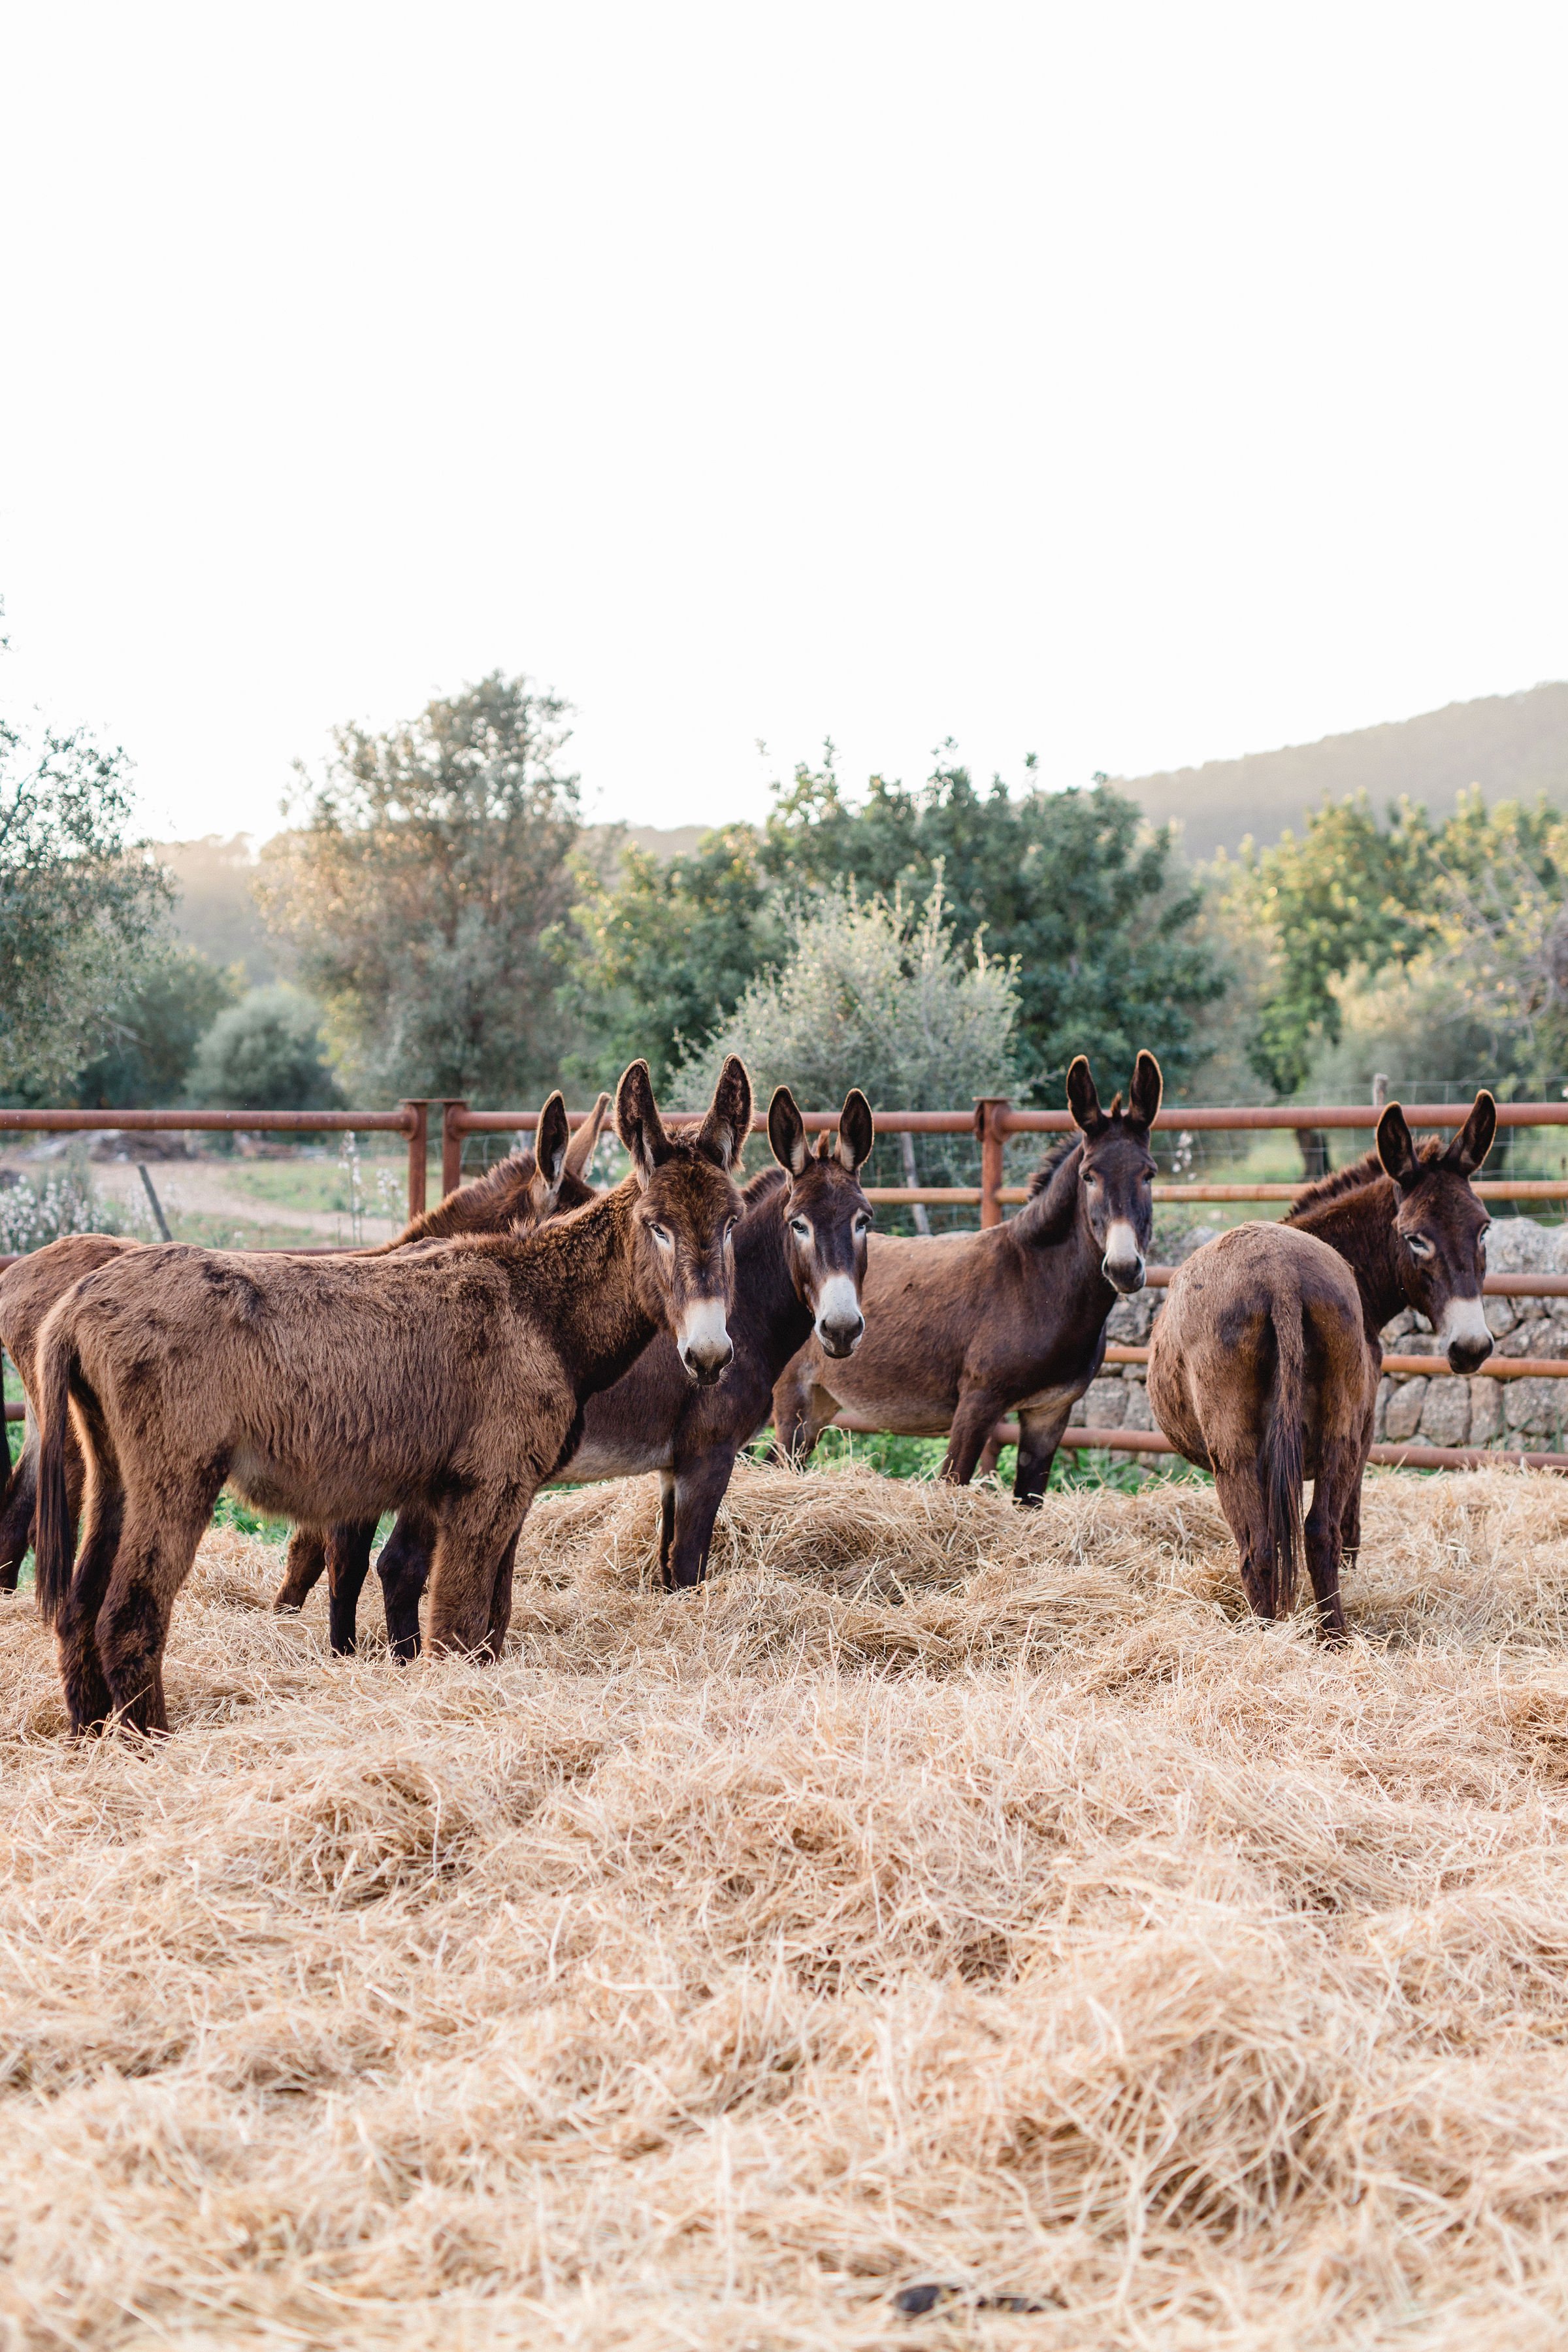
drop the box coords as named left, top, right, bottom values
left=1147, top=1092, right=1495, bottom=1637
left=0, top=1098, right=611, bottom=1599
left=339, top=1086, right=876, bottom=1656
left=33, top=1059, right=750, bottom=1734
left=772, top=1053, right=1162, bottom=1503
left=267, top=1095, right=610, bottom=1632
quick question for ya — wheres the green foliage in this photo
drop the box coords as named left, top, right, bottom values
left=0, top=640, right=171, bottom=1098
left=570, top=751, right=1224, bottom=1098
left=1243, top=788, right=1568, bottom=1096
left=73, top=944, right=239, bottom=1107
left=564, top=826, right=785, bottom=1088
left=0, top=1152, right=129, bottom=1256
left=257, top=673, right=581, bottom=1103
left=186, top=986, right=342, bottom=1111
left=669, top=881, right=1017, bottom=1116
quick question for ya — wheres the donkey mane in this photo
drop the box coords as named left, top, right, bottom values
left=1290, top=1135, right=1446, bottom=1218
left=1026, top=1136, right=1079, bottom=1200
left=741, top=1165, right=787, bottom=1211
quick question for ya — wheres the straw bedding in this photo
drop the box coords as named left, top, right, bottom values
left=5, top=1464, right=1568, bottom=2347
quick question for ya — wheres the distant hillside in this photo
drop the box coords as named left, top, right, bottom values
left=1115, top=681, right=1568, bottom=859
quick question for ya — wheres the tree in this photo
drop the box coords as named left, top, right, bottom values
left=564, top=825, right=787, bottom=1088
left=0, top=646, right=171, bottom=1099
left=73, top=945, right=239, bottom=1107
left=257, top=673, right=581, bottom=1103
left=185, top=986, right=342, bottom=1111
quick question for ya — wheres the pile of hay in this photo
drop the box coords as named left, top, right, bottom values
left=5, top=1462, right=1568, bottom=2346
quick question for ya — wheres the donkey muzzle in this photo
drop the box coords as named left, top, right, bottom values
left=1439, top=1296, right=1494, bottom=1375
left=1101, top=1218, right=1145, bottom=1294
left=679, top=1298, right=734, bottom=1385
left=814, top=1273, right=865, bottom=1358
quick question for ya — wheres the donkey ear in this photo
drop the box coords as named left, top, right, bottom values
left=1127, top=1051, right=1163, bottom=1130
left=1377, top=1102, right=1421, bottom=1191
left=697, top=1054, right=753, bottom=1171
left=531, top=1092, right=570, bottom=1209
left=1066, top=1056, right=1105, bottom=1137
left=767, top=1086, right=809, bottom=1176
left=1444, top=1090, right=1497, bottom=1178
left=837, top=1088, right=875, bottom=1174
left=564, top=1090, right=611, bottom=1181
left=615, top=1060, right=668, bottom=1187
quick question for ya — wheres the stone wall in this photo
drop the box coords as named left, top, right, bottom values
left=1068, top=1216, right=1568, bottom=1458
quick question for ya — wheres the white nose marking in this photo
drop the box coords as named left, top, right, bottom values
left=1103, top=1218, right=1141, bottom=1266
left=679, top=1297, right=731, bottom=1358
left=1439, top=1296, right=1492, bottom=1354
left=814, top=1273, right=862, bottom=1336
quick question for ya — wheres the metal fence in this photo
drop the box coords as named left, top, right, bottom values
left=6, top=1096, right=1568, bottom=1472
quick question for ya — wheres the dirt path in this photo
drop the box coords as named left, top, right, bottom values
left=7, top=1153, right=399, bottom=1244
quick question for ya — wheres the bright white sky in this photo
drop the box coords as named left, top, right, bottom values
left=2, top=3, right=1566, bottom=845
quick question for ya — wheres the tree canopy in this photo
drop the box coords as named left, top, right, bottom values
left=258, top=674, right=581, bottom=1103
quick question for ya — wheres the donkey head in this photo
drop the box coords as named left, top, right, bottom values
left=616, top=1056, right=751, bottom=1384
left=1377, top=1092, right=1496, bottom=1373
left=768, top=1086, right=875, bottom=1357
left=1066, top=1051, right=1162, bottom=1294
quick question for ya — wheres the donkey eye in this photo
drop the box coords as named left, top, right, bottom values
left=649, top=1223, right=674, bottom=1248
left=854, top=1212, right=873, bottom=1233
left=1406, top=1233, right=1434, bottom=1260
left=790, top=1218, right=810, bottom=1240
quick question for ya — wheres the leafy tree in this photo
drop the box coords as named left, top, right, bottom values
left=73, top=945, right=239, bottom=1107
left=564, top=825, right=786, bottom=1087
left=257, top=673, right=580, bottom=1102
left=186, top=985, right=342, bottom=1111
left=0, top=647, right=171, bottom=1098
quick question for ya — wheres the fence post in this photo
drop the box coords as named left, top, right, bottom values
left=400, top=1100, right=431, bottom=1222
left=974, top=1096, right=1011, bottom=1228
left=440, top=1100, right=468, bottom=1198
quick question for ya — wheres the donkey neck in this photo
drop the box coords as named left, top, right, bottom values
left=733, top=1182, right=814, bottom=1378
left=1287, top=1176, right=1405, bottom=1333
left=510, top=1181, right=657, bottom=1395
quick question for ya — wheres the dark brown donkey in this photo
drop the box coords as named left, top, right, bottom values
left=348, top=1086, right=877, bottom=1656
left=1147, top=1092, right=1496, bottom=1637
left=772, top=1054, right=1163, bottom=1503
left=0, top=1097, right=611, bottom=1601
left=33, top=1059, right=750, bottom=1733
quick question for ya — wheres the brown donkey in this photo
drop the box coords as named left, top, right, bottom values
left=33, top=1059, right=750, bottom=1733
left=342, top=1086, right=877, bottom=1656
left=772, top=1054, right=1162, bottom=1502
left=0, top=1096, right=612, bottom=1600
left=1147, top=1092, right=1496, bottom=1636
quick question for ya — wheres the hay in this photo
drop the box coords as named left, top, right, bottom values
left=5, top=1462, right=1568, bottom=2345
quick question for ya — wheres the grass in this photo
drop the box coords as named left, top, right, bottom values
left=6, top=1461, right=1568, bottom=2345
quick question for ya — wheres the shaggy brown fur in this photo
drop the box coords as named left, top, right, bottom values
left=32, top=1062, right=750, bottom=1734
left=772, top=1054, right=1163, bottom=1505
left=1147, top=1093, right=1497, bottom=1635
left=0, top=1100, right=609, bottom=1607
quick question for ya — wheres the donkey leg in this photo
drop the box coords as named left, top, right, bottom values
left=656, top=1471, right=677, bottom=1582
left=485, top=1529, right=521, bottom=1652
left=941, top=1390, right=1011, bottom=1486
left=97, top=1473, right=224, bottom=1736
left=1213, top=1465, right=1276, bottom=1620
left=0, top=1425, right=38, bottom=1592
left=427, top=1486, right=531, bottom=1659
left=664, top=1448, right=738, bottom=1590
left=1013, top=1401, right=1073, bottom=1509
left=770, top=1366, right=834, bottom=1467
left=1306, top=1448, right=1358, bottom=1645
left=273, top=1525, right=328, bottom=1614
left=325, top=1520, right=378, bottom=1656
left=376, top=1510, right=436, bottom=1663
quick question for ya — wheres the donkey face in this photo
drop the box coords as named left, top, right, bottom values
left=617, top=1056, right=751, bottom=1384
left=768, top=1086, right=875, bottom=1357
left=1067, top=1051, right=1162, bottom=1294
left=1377, top=1092, right=1496, bottom=1373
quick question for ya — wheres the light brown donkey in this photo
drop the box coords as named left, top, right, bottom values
left=33, top=1059, right=750, bottom=1734
left=1147, top=1092, right=1497, bottom=1637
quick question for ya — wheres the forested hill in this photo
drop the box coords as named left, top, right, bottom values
left=1115, top=680, right=1568, bottom=857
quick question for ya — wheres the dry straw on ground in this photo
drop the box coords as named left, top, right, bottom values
left=5, top=1462, right=1568, bottom=2347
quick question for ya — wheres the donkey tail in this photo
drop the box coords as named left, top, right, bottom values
left=1265, top=1292, right=1307, bottom=1618
left=34, top=1316, right=80, bottom=1627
